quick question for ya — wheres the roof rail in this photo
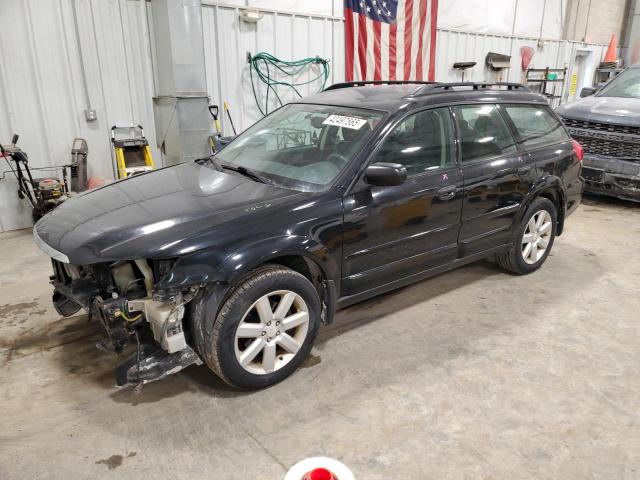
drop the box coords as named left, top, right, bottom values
left=414, top=82, right=530, bottom=95
left=324, top=80, right=436, bottom=91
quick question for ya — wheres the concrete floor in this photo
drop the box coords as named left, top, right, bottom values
left=1, top=196, right=639, bottom=479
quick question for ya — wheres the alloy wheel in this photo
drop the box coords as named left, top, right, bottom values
left=521, top=210, right=553, bottom=265
left=234, top=290, right=310, bottom=375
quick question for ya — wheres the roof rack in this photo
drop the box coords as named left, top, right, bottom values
left=323, top=81, right=531, bottom=95
left=414, top=82, right=530, bottom=95
left=324, top=80, right=436, bottom=91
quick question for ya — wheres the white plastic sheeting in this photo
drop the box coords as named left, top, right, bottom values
left=438, top=0, right=566, bottom=39
left=514, top=0, right=566, bottom=39
left=438, top=1, right=517, bottom=36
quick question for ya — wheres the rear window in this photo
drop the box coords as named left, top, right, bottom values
left=504, top=105, right=568, bottom=148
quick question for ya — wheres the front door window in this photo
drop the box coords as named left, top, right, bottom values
left=374, top=108, right=455, bottom=175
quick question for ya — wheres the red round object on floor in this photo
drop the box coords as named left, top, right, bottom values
left=308, top=468, right=333, bottom=480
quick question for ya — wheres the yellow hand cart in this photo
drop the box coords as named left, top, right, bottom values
left=111, top=125, right=155, bottom=179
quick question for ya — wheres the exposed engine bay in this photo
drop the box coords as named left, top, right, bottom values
left=50, top=258, right=202, bottom=387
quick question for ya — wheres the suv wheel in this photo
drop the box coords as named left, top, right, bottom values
left=496, top=197, right=557, bottom=274
left=194, top=265, right=321, bottom=389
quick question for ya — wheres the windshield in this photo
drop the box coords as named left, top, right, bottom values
left=598, top=68, right=640, bottom=99
left=214, top=104, right=384, bottom=192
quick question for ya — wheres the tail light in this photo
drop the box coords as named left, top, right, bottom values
left=571, top=139, right=584, bottom=161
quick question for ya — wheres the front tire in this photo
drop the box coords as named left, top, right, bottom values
left=193, top=265, right=321, bottom=389
left=496, top=197, right=557, bottom=274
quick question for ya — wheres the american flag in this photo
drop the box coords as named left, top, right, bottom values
left=344, top=0, right=438, bottom=82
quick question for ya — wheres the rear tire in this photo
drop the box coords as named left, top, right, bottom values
left=192, top=265, right=321, bottom=389
left=496, top=197, right=557, bottom=275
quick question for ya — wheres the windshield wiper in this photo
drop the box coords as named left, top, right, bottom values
left=219, top=162, right=270, bottom=184
left=195, top=156, right=223, bottom=171
left=196, top=157, right=270, bottom=184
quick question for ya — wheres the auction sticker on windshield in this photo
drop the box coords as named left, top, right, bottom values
left=323, top=115, right=367, bottom=130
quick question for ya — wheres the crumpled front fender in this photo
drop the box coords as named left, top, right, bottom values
left=156, top=234, right=339, bottom=289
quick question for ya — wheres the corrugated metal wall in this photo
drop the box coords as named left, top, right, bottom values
left=0, top=0, right=342, bottom=231
left=200, top=2, right=344, bottom=137
left=436, top=29, right=605, bottom=87
left=0, top=0, right=604, bottom=232
left=0, top=0, right=158, bottom=232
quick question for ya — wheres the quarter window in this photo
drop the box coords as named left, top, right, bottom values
left=373, top=108, right=455, bottom=176
left=504, top=105, right=569, bottom=148
left=453, top=105, right=517, bottom=162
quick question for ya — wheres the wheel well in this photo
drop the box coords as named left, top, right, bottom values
left=538, top=187, right=565, bottom=235
left=187, top=256, right=327, bottom=340
left=267, top=255, right=325, bottom=296
left=251, top=255, right=337, bottom=325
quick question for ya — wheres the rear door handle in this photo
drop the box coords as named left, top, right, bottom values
left=517, top=166, right=532, bottom=176
left=437, top=185, right=457, bottom=201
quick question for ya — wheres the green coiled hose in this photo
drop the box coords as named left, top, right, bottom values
left=248, top=52, right=330, bottom=116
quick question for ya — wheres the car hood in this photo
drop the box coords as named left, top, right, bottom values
left=556, top=95, right=640, bottom=126
left=34, top=161, right=309, bottom=264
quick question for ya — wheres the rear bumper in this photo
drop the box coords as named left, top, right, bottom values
left=581, top=154, right=640, bottom=202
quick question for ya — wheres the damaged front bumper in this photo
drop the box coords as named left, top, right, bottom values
left=103, top=292, right=204, bottom=387
left=115, top=343, right=202, bottom=387
left=48, top=258, right=203, bottom=387
left=581, top=154, right=640, bottom=202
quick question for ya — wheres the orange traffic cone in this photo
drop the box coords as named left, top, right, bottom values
left=603, top=34, right=618, bottom=63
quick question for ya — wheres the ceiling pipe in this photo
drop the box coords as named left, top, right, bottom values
left=583, top=0, right=592, bottom=42
left=538, top=0, right=548, bottom=41
left=151, top=0, right=212, bottom=166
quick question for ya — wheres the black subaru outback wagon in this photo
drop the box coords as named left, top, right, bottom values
left=34, top=81, right=583, bottom=389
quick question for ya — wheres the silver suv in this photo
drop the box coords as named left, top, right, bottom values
left=557, top=66, right=640, bottom=202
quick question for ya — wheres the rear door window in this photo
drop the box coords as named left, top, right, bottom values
left=504, top=105, right=569, bottom=148
left=452, top=105, right=517, bottom=163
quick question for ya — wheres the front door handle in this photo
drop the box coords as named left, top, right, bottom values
left=437, top=185, right=457, bottom=201
left=517, top=166, right=532, bottom=176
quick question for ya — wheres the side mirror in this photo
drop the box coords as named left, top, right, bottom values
left=580, top=87, right=596, bottom=98
left=364, top=162, right=407, bottom=187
